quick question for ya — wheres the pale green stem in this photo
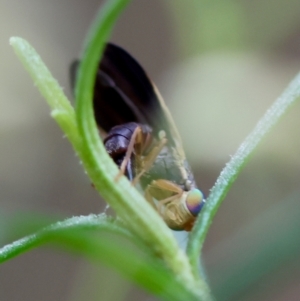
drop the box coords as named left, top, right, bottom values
left=187, top=71, right=300, bottom=278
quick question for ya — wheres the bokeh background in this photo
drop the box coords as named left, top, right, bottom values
left=1, top=0, right=300, bottom=300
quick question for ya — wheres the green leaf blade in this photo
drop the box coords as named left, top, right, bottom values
left=0, top=215, right=199, bottom=301
left=187, top=71, right=300, bottom=277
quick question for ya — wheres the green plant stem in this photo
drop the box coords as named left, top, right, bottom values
left=0, top=215, right=199, bottom=301
left=10, top=33, right=210, bottom=300
left=74, top=0, right=210, bottom=297
left=9, top=37, right=81, bottom=152
left=187, top=72, right=300, bottom=277
left=0, top=215, right=125, bottom=262
left=10, top=1, right=212, bottom=298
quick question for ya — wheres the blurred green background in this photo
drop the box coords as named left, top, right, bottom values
left=1, top=0, right=300, bottom=300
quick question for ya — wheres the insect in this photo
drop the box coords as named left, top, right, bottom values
left=71, top=43, right=205, bottom=231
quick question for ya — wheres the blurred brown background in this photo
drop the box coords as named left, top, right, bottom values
left=1, top=0, right=300, bottom=300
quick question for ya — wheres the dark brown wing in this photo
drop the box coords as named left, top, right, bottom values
left=70, top=59, right=139, bottom=132
left=70, top=43, right=183, bottom=149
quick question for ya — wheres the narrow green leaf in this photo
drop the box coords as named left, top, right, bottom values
left=9, top=1, right=212, bottom=298
left=187, top=72, right=300, bottom=277
left=73, top=0, right=209, bottom=296
left=0, top=215, right=127, bottom=262
left=10, top=37, right=81, bottom=150
left=0, top=215, right=199, bottom=301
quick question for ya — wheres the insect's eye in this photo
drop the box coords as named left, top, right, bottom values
left=185, top=189, right=205, bottom=216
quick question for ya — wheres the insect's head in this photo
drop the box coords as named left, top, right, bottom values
left=185, top=189, right=205, bottom=217
left=163, top=189, right=205, bottom=231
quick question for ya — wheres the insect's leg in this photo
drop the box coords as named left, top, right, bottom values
left=152, top=179, right=183, bottom=194
left=144, top=183, right=172, bottom=216
left=124, top=158, right=134, bottom=181
left=147, top=180, right=184, bottom=214
left=132, top=137, right=167, bottom=185
left=115, top=126, right=142, bottom=181
left=144, top=184, right=158, bottom=210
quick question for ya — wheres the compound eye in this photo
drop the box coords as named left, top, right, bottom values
left=185, top=189, right=205, bottom=216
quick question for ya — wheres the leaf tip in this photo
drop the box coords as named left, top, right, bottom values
left=9, top=36, right=20, bottom=46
